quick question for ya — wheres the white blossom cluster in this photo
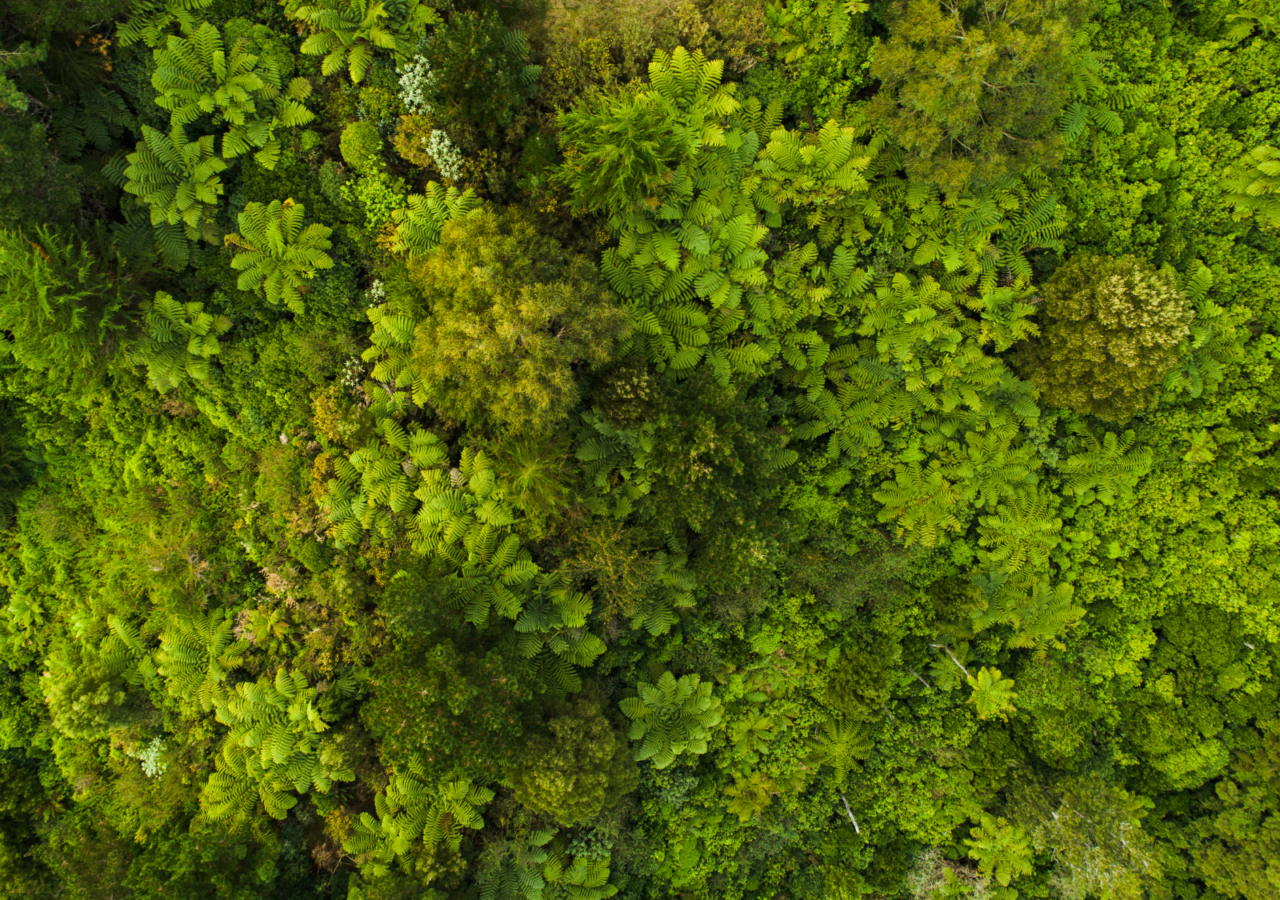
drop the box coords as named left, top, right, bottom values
left=132, top=737, right=167, bottom=779
left=340, top=355, right=366, bottom=390
left=426, top=129, right=463, bottom=181
left=398, top=56, right=436, bottom=115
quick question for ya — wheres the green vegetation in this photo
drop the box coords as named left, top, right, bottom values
left=0, top=1, right=1278, bottom=899
left=1015, top=253, right=1194, bottom=422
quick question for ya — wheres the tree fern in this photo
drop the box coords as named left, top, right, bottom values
left=226, top=199, right=334, bottom=312
left=967, top=666, right=1017, bottom=720
left=628, top=551, right=696, bottom=636
left=386, top=183, right=480, bottom=257
left=874, top=459, right=965, bottom=548
left=977, top=487, right=1062, bottom=574
left=966, top=814, right=1034, bottom=889
left=619, top=671, right=723, bottom=769
left=155, top=609, right=248, bottom=710
left=1059, top=427, right=1152, bottom=507
left=101, top=615, right=160, bottom=690
left=807, top=717, right=873, bottom=788
left=556, top=48, right=774, bottom=382
left=152, top=23, right=268, bottom=128
left=514, top=581, right=606, bottom=692
left=151, top=22, right=315, bottom=170
left=119, top=0, right=214, bottom=48
left=1006, top=580, right=1084, bottom=650
left=203, top=666, right=353, bottom=819
left=343, top=771, right=494, bottom=873
left=1222, top=144, right=1280, bottom=231
left=287, top=0, right=436, bottom=82
left=128, top=291, right=231, bottom=391
left=123, top=123, right=227, bottom=267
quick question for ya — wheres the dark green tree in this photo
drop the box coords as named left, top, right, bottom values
left=1195, top=727, right=1280, bottom=900
left=420, top=11, right=540, bottom=132
left=361, top=634, right=536, bottom=783
left=823, top=649, right=891, bottom=722
left=0, top=226, right=133, bottom=377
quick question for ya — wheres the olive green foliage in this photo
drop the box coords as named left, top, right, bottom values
left=620, top=671, right=723, bottom=768
left=1016, top=254, right=1193, bottom=421
left=509, top=697, right=638, bottom=825
left=226, top=199, right=335, bottom=312
left=361, top=635, right=534, bottom=782
left=1013, top=774, right=1161, bottom=900
left=869, top=0, right=1092, bottom=192
left=41, top=655, right=137, bottom=740
left=492, top=436, right=574, bottom=540
left=419, top=12, right=540, bottom=131
left=823, top=649, right=890, bottom=721
left=403, top=207, right=629, bottom=433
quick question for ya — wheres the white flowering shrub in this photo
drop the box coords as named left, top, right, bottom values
left=398, top=56, right=436, bottom=115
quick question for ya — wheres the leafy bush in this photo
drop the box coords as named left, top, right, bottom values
left=339, top=120, right=384, bottom=174
left=419, top=12, right=540, bottom=133
left=0, top=226, right=133, bottom=376
left=1015, top=254, right=1193, bottom=421
left=868, top=0, right=1093, bottom=192
left=403, top=206, right=629, bottom=433
left=509, top=697, right=638, bottom=825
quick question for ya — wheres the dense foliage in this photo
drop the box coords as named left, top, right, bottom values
left=0, top=1, right=1278, bottom=899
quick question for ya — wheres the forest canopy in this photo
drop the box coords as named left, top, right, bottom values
left=0, top=1, right=1278, bottom=899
